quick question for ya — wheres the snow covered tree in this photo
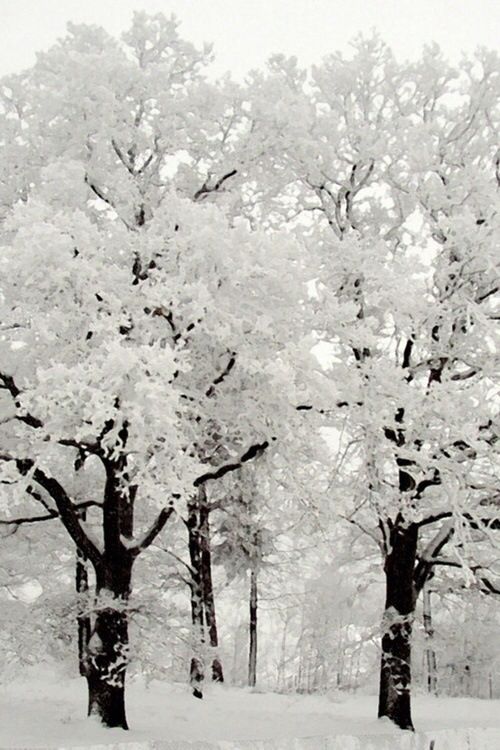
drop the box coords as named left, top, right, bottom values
left=0, top=181, right=308, bottom=730
left=317, top=48, right=499, bottom=732
left=214, top=475, right=272, bottom=687
left=235, top=38, right=500, bottom=730
left=1, top=13, right=498, bottom=736
left=0, top=14, right=312, bottom=729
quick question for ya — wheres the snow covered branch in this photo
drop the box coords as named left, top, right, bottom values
left=416, top=512, right=453, bottom=528
left=414, top=521, right=455, bottom=592
left=193, top=168, right=238, bottom=201
left=193, top=440, right=271, bottom=487
left=0, top=371, right=101, bottom=457
left=0, top=453, right=102, bottom=566
left=205, top=352, right=237, bottom=398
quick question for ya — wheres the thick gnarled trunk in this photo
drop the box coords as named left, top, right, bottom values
left=378, top=522, right=418, bottom=731
left=86, top=561, right=132, bottom=730
left=87, top=606, right=129, bottom=728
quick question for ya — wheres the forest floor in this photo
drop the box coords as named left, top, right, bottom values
left=0, top=667, right=499, bottom=748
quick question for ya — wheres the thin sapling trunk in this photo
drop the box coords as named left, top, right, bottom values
left=248, top=566, right=258, bottom=687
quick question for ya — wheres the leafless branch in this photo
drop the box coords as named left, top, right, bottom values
left=129, top=505, right=176, bottom=557
left=0, top=500, right=102, bottom=527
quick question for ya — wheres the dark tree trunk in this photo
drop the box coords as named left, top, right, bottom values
left=86, top=559, right=132, bottom=730
left=189, top=585, right=205, bottom=698
left=86, top=607, right=129, bottom=729
left=378, top=522, right=418, bottom=731
left=187, top=500, right=205, bottom=698
left=423, top=586, right=438, bottom=695
left=75, top=500, right=91, bottom=678
left=15, top=418, right=174, bottom=732
left=76, top=545, right=91, bottom=677
left=199, top=500, right=224, bottom=683
left=248, top=567, right=258, bottom=687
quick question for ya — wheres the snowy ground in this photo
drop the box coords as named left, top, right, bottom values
left=0, top=668, right=499, bottom=749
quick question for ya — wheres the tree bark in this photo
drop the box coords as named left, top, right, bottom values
left=76, top=546, right=91, bottom=677
left=423, top=586, right=438, bottom=695
left=378, top=522, right=418, bottom=731
left=199, top=500, right=224, bottom=683
left=187, top=499, right=205, bottom=698
left=248, top=567, right=258, bottom=687
left=86, top=559, right=132, bottom=730
left=5, top=416, right=174, bottom=731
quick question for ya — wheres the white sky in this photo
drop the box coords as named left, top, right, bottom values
left=1, top=0, right=499, bottom=79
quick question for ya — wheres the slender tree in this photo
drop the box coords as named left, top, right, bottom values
left=248, top=564, right=258, bottom=687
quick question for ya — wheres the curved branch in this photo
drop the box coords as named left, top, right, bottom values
left=414, top=521, right=455, bottom=592
left=193, top=440, right=271, bottom=487
left=129, top=505, right=176, bottom=558
left=416, top=511, right=452, bottom=528
left=0, top=454, right=102, bottom=568
left=194, top=169, right=238, bottom=201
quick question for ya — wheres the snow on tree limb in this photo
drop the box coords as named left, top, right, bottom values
left=0, top=453, right=103, bottom=566
left=193, top=441, right=271, bottom=487
left=193, top=169, right=238, bottom=201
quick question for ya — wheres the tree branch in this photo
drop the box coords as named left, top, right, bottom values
left=194, top=169, right=238, bottom=201
left=0, top=372, right=43, bottom=428
left=0, top=454, right=103, bottom=567
left=416, top=511, right=453, bottom=527
left=296, top=400, right=363, bottom=413
left=153, top=545, right=196, bottom=577
left=426, top=558, right=463, bottom=568
left=205, top=352, right=237, bottom=398
left=414, top=521, right=455, bottom=592
left=84, top=174, right=135, bottom=231
left=450, top=368, right=478, bottom=381
left=479, top=575, right=500, bottom=595
left=129, top=505, right=176, bottom=558
left=0, top=371, right=101, bottom=457
left=0, top=500, right=102, bottom=527
left=402, top=335, right=414, bottom=370
left=193, top=440, right=271, bottom=487
left=414, top=470, right=442, bottom=499
left=111, top=138, right=136, bottom=176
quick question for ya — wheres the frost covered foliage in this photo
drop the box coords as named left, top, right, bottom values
left=0, top=143, right=307, bottom=726
left=412, top=589, right=500, bottom=699
left=0, top=193, right=303, bottom=491
left=0, top=12, right=499, bottom=735
left=237, top=38, right=500, bottom=730
left=0, top=13, right=314, bottom=730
